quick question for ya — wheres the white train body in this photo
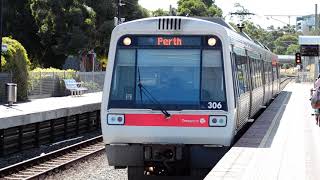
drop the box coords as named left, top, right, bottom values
left=101, top=16, right=279, bottom=175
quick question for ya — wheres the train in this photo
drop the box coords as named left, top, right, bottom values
left=101, top=16, right=280, bottom=178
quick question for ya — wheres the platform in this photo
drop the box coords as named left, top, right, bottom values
left=205, top=82, right=320, bottom=180
left=0, top=92, right=102, bottom=129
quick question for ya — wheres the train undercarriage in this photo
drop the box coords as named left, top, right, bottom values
left=106, top=144, right=229, bottom=179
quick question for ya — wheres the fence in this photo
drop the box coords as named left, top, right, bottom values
left=0, top=73, right=12, bottom=103
left=296, top=72, right=314, bottom=83
left=28, top=71, right=105, bottom=99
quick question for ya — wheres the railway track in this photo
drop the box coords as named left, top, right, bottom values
left=0, top=135, right=104, bottom=180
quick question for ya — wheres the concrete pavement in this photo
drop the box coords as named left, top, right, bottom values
left=0, top=92, right=102, bottom=129
left=206, top=82, right=320, bottom=180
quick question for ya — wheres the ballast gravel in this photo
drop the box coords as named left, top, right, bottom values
left=46, top=151, right=127, bottom=180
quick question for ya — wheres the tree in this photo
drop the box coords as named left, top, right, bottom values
left=84, top=0, right=116, bottom=56
left=177, top=0, right=222, bottom=17
left=30, top=0, right=97, bottom=68
left=208, top=4, right=222, bottom=17
left=121, top=0, right=149, bottom=21
left=286, top=44, right=300, bottom=55
left=3, top=0, right=43, bottom=67
left=202, top=0, right=213, bottom=7
left=152, top=8, right=170, bottom=17
left=274, top=34, right=298, bottom=54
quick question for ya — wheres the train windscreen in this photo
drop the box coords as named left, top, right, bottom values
left=109, top=36, right=227, bottom=111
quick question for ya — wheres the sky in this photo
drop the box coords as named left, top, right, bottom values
left=138, top=0, right=319, bottom=29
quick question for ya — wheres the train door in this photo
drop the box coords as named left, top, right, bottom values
left=272, top=63, right=278, bottom=96
left=261, top=54, right=266, bottom=106
left=247, top=51, right=264, bottom=118
left=232, top=47, right=251, bottom=130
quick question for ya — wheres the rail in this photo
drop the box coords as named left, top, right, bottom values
left=0, top=136, right=104, bottom=179
left=280, top=77, right=292, bottom=91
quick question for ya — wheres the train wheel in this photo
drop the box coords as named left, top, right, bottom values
left=127, top=166, right=144, bottom=180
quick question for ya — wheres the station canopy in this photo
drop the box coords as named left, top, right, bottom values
left=299, top=36, right=320, bottom=45
left=299, top=36, right=320, bottom=56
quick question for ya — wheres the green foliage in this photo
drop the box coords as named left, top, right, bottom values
left=30, top=0, right=97, bottom=55
left=31, top=67, right=76, bottom=73
left=98, top=56, right=108, bottom=70
left=152, top=8, right=170, bottom=17
left=1, top=37, right=30, bottom=101
left=82, top=81, right=101, bottom=91
left=29, top=0, right=118, bottom=68
left=202, top=0, right=213, bottom=7
left=121, top=0, right=150, bottom=21
left=286, top=44, right=300, bottom=55
left=177, top=0, right=222, bottom=17
left=3, top=0, right=43, bottom=66
left=208, top=5, right=223, bottom=17
left=274, top=34, right=298, bottom=55
left=230, top=20, right=299, bottom=55
left=84, top=0, right=116, bottom=56
left=4, top=0, right=147, bottom=69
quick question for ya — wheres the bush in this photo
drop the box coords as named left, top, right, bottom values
left=82, top=81, right=101, bottom=92
left=1, top=37, right=30, bottom=101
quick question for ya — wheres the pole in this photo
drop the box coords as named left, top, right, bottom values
left=117, top=0, right=120, bottom=23
left=316, top=4, right=318, bottom=34
left=0, top=0, right=3, bottom=72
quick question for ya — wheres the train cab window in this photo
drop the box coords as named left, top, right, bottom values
left=136, top=49, right=201, bottom=105
left=110, top=49, right=135, bottom=101
left=109, top=35, right=227, bottom=111
left=201, top=50, right=225, bottom=102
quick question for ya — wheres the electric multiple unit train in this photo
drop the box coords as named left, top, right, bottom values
left=101, top=16, right=280, bottom=178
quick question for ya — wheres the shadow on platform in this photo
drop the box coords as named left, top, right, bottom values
left=234, top=91, right=292, bottom=148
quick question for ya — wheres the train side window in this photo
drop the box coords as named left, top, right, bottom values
left=255, top=59, right=260, bottom=88
left=250, top=58, right=256, bottom=89
left=110, top=49, right=136, bottom=101
left=235, top=52, right=249, bottom=94
left=257, top=59, right=262, bottom=87
left=231, top=52, right=239, bottom=107
left=265, top=61, right=269, bottom=84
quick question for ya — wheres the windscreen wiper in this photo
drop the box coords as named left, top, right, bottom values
left=137, top=68, right=171, bottom=118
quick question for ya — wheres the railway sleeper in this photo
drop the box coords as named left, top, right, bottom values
left=3, top=176, right=26, bottom=180
left=6, top=174, right=30, bottom=178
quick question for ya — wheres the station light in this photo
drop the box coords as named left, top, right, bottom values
left=295, top=52, right=302, bottom=65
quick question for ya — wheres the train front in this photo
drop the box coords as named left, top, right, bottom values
left=101, top=17, right=235, bottom=176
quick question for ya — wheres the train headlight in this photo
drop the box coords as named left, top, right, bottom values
left=209, top=116, right=227, bottom=127
left=107, top=114, right=125, bottom=125
left=123, top=37, right=132, bottom=46
left=208, top=38, right=217, bottom=46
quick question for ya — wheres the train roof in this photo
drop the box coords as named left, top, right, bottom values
left=115, top=16, right=275, bottom=56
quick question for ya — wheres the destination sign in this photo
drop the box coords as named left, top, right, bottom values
left=137, top=36, right=201, bottom=46
left=157, top=37, right=182, bottom=46
left=300, top=45, right=319, bottom=56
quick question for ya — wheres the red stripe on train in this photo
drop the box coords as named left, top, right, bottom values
left=125, top=114, right=209, bottom=127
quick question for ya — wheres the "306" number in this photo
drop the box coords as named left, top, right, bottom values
left=207, top=102, right=222, bottom=109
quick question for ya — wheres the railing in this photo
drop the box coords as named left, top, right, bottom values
left=296, top=72, right=314, bottom=83
left=0, top=73, right=12, bottom=103
left=28, top=71, right=105, bottom=99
